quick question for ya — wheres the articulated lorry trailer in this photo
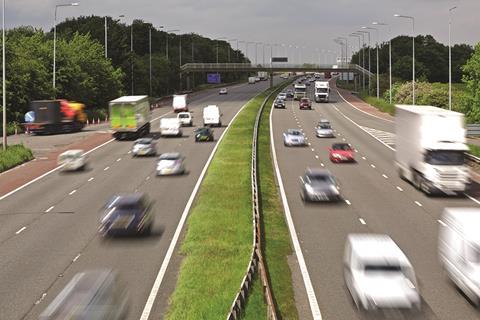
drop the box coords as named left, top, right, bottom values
left=24, top=100, right=87, bottom=134
left=110, top=95, right=151, bottom=140
left=395, top=104, right=470, bottom=195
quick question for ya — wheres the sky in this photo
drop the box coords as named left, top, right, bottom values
left=6, top=0, right=480, bottom=64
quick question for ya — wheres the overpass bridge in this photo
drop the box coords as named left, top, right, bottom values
left=180, top=63, right=373, bottom=89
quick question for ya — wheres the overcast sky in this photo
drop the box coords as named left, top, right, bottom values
left=6, top=0, right=479, bottom=64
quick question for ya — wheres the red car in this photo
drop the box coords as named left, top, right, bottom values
left=329, top=143, right=355, bottom=162
left=299, top=98, right=312, bottom=110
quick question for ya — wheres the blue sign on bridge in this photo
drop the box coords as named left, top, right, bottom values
left=207, top=73, right=221, bottom=84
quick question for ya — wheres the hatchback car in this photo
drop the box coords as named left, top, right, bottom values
left=300, top=168, right=341, bottom=202
left=156, top=153, right=185, bottom=176
left=329, top=143, right=355, bottom=162
left=194, top=127, right=214, bottom=142
left=99, top=193, right=154, bottom=237
left=283, top=129, right=306, bottom=146
left=299, top=98, right=312, bottom=110
left=58, top=149, right=87, bottom=171
left=219, top=88, right=228, bottom=95
left=274, top=98, right=286, bottom=109
left=132, top=138, right=156, bottom=156
left=344, top=234, right=421, bottom=311
left=316, top=123, right=334, bottom=138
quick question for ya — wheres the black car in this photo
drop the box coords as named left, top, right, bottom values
left=194, top=127, right=214, bottom=142
left=99, top=193, right=154, bottom=237
left=274, top=98, right=286, bottom=109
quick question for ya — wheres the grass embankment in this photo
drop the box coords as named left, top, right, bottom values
left=469, top=144, right=480, bottom=158
left=166, top=89, right=275, bottom=319
left=360, top=94, right=396, bottom=116
left=242, top=85, right=299, bottom=319
left=0, top=144, right=34, bottom=173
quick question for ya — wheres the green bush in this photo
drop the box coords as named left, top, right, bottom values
left=0, top=144, right=34, bottom=172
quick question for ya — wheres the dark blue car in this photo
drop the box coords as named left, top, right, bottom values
left=99, top=193, right=154, bottom=237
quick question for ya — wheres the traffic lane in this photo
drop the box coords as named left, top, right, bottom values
left=272, top=101, right=367, bottom=320
left=14, top=83, right=273, bottom=320
left=294, top=101, right=479, bottom=319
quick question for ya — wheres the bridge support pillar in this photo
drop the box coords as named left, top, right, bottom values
left=269, top=72, right=273, bottom=88
left=186, top=73, right=191, bottom=91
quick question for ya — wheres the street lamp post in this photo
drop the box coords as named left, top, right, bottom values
left=215, top=37, right=226, bottom=64
left=449, top=6, right=457, bottom=111
left=338, top=37, right=349, bottom=84
left=228, top=39, right=237, bottom=63
left=165, top=29, right=180, bottom=60
left=395, top=14, right=415, bottom=104
left=53, top=2, right=79, bottom=94
left=149, top=25, right=164, bottom=96
left=373, top=22, right=392, bottom=104
left=357, top=30, right=371, bottom=94
left=350, top=33, right=364, bottom=91
left=2, top=0, right=5, bottom=149
left=363, top=26, right=380, bottom=99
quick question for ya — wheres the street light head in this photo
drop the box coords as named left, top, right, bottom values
left=394, top=14, right=400, bottom=17
left=71, top=2, right=79, bottom=6
left=361, top=26, right=367, bottom=29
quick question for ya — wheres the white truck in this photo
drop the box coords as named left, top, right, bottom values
left=203, top=105, right=222, bottom=127
left=395, top=105, right=470, bottom=195
left=314, top=81, right=330, bottom=103
left=172, top=94, right=188, bottom=113
left=248, top=76, right=256, bottom=84
left=257, top=71, right=268, bottom=81
left=160, top=118, right=182, bottom=137
left=293, top=84, right=307, bottom=100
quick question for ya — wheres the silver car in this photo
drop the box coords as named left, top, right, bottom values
left=300, top=168, right=341, bottom=202
left=283, top=129, right=306, bottom=146
left=316, top=123, right=334, bottom=138
left=156, top=153, right=185, bottom=175
left=132, top=138, right=156, bottom=156
left=277, top=92, right=287, bottom=100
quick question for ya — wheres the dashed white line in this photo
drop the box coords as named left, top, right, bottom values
left=437, top=219, right=447, bottom=227
left=414, top=201, right=423, bottom=207
left=320, top=163, right=325, bottom=167
left=116, top=158, right=122, bottom=162
left=311, top=148, right=315, bottom=152
left=72, top=253, right=81, bottom=262
left=104, top=166, right=110, bottom=171
left=88, top=177, right=94, bottom=182
left=359, top=218, right=366, bottom=225
left=362, top=156, right=366, bottom=160
left=45, top=206, right=54, bottom=213
left=146, top=176, right=150, bottom=181
left=396, top=186, right=403, bottom=192
left=382, top=174, right=389, bottom=179
left=128, top=151, right=132, bottom=154
left=308, top=142, right=312, bottom=146
left=370, top=164, right=376, bottom=168
left=69, top=189, right=77, bottom=195
left=315, top=155, right=319, bottom=159
left=345, top=200, right=351, bottom=205
left=34, top=293, right=47, bottom=305
left=342, top=138, right=346, bottom=141
left=15, top=227, right=27, bottom=235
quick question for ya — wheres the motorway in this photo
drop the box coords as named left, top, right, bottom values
left=271, top=83, right=480, bottom=319
left=0, top=79, right=280, bottom=320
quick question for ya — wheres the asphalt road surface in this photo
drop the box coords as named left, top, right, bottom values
left=271, top=84, right=480, bottom=320
left=0, top=79, right=281, bottom=320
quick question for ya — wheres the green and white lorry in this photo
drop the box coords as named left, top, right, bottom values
left=110, top=95, right=151, bottom=140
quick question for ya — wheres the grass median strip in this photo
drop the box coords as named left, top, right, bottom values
left=242, top=84, right=298, bottom=319
left=0, top=144, right=34, bottom=173
left=166, top=89, right=275, bottom=320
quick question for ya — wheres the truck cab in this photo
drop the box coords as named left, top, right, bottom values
left=294, top=84, right=307, bottom=100
left=172, top=94, right=188, bottom=113
left=314, top=81, right=330, bottom=103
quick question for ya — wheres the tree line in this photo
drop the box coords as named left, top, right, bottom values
left=0, top=15, right=248, bottom=125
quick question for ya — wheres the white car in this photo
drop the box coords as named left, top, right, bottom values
left=219, top=88, right=228, bottom=95
left=177, top=112, right=193, bottom=127
left=283, top=129, right=306, bottom=146
left=277, top=92, right=287, bottom=100
left=156, top=153, right=185, bottom=176
left=344, top=234, right=421, bottom=311
left=58, top=149, right=87, bottom=171
left=132, top=138, right=156, bottom=156
left=316, top=123, right=334, bottom=138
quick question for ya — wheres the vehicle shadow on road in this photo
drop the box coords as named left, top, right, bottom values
left=100, top=226, right=164, bottom=244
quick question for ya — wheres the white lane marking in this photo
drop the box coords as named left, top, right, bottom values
left=0, top=138, right=115, bottom=201
left=69, top=190, right=77, bottom=195
left=315, top=155, right=319, bottom=159
left=362, top=156, right=366, bottom=160
left=382, top=174, right=389, bottom=179
left=370, top=164, right=376, bottom=168
left=335, top=89, right=394, bottom=123
left=342, top=138, right=346, bottom=141
left=465, top=193, right=480, bottom=205
left=270, top=103, right=323, bottom=320
left=88, top=177, right=94, bottom=182
left=414, top=201, right=423, bottom=207
left=72, top=253, right=81, bottom=262
left=140, top=90, right=262, bottom=320
left=359, top=218, right=367, bottom=225
left=146, top=176, right=150, bottom=181
left=320, top=163, right=325, bottom=167
left=128, top=151, right=132, bottom=154
left=116, top=158, right=122, bottom=162
left=311, top=148, right=315, bottom=152
left=104, top=166, right=110, bottom=171
left=45, top=206, right=54, bottom=213
left=438, top=220, right=447, bottom=227
left=396, top=186, right=403, bottom=192
left=345, top=200, right=351, bottom=205
left=308, top=142, right=312, bottom=146
left=16, top=226, right=27, bottom=235
left=34, top=293, right=47, bottom=305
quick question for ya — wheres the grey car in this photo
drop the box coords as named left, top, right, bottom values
left=316, top=123, right=335, bottom=138
left=283, top=129, right=306, bottom=146
left=300, top=168, right=341, bottom=202
left=156, top=152, right=185, bottom=175
left=132, top=138, right=156, bottom=156
left=274, top=98, right=286, bottom=108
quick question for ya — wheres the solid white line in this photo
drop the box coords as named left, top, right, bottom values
left=270, top=103, right=323, bottom=319
left=437, top=219, right=447, bottom=227
left=382, top=174, right=388, bottom=179
left=359, top=218, right=366, bottom=225
left=465, top=193, right=480, bottom=205
left=15, top=226, right=27, bottom=235
left=45, top=206, right=54, bottom=213
left=104, top=166, right=110, bottom=171
left=69, top=190, right=77, bottom=195
left=0, top=138, right=115, bottom=201
left=396, top=186, right=403, bottom=192
left=72, top=254, right=81, bottom=262
left=345, top=200, right=351, bottom=205
left=140, top=91, right=262, bottom=320
left=88, top=177, right=94, bottom=182
left=335, top=89, right=394, bottom=123
left=414, top=201, right=423, bottom=207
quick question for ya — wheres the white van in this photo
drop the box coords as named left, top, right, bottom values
left=439, top=207, right=480, bottom=305
left=344, top=234, right=421, bottom=311
left=172, top=94, right=188, bottom=113
left=203, top=105, right=222, bottom=127
left=58, top=149, right=87, bottom=171
left=160, top=118, right=182, bottom=137
left=177, top=112, right=193, bottom=126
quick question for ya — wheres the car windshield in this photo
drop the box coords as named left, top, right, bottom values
left=307, top=174, right=335, bottom=185
left=288, top=130, right=302, bottom=136
left=295, top=87, right=306, bottom=93
left=301, top=99, right=309, bottom=103
left=364, top=264, right=403, bottom=273
left=317, top=88, right=328, bottom=93
left=178, top=114, right=189, bottom=118
left=136, top=139, right=152, bottom=145
left=424, top=150, right=465, bottom=166
left=466, top=243, right=480, bottom=263
left=332, top=144, right=351, bottom=151
left=60, top=153, right=81, bottom=161
left=318, top=124, right=331, bottom=129
left=160, top=154, right=180, bottom=160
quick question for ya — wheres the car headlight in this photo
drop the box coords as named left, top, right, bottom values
left=305, top=184, right=314, bottom=194
left=332, top=153, right=342, bottom=158
left=330, top=185, right=339, bottom=194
